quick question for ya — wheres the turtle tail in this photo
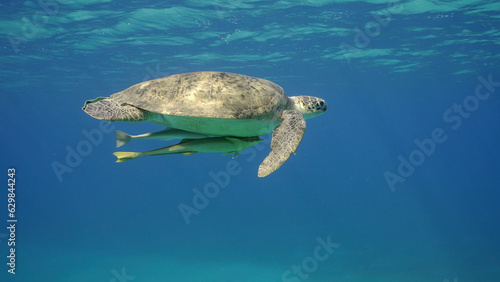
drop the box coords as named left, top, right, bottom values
left=113, top=151, right=142, bottom=162
left=83, top=97, right=148, bottom=122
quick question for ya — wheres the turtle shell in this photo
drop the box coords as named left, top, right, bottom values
left=109, top=71, right=287, bottom=119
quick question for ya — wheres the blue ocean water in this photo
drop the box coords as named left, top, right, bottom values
left=1, top=0, right=499, bottom=281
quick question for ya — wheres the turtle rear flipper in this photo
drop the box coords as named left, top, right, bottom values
left=83, top=97, right=147, bottom=122
left=258, top=110, right=306, bottom=177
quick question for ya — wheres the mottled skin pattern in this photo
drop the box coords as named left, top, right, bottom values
left=82, top=71, right=327, bottom=177
left=84, top=97, right=147, bottom=121
left=257, top=110, right=306, bottom=177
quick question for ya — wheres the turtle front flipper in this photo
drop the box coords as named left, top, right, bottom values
left=83, top=97, right=147, bottom=122
left=258, top=110, right=306, bottom=177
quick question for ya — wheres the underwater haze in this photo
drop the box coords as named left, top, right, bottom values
left=1, top=0, right=500, bottom=281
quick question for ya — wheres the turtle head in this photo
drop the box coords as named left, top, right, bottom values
left=289, top=96, right=327, bottom=119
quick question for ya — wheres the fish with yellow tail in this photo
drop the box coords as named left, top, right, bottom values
left=113, top=136, right=262, bottom=162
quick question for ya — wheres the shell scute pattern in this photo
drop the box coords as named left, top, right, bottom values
left=110, top=72, right=286, bottom=120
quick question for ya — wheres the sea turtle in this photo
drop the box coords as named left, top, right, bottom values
left=83, top=71, right=327, bottom=177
